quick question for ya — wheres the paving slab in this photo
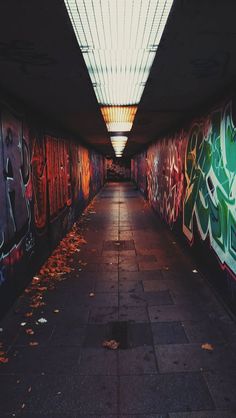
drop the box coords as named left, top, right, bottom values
left=1, top=182, right=236, bottom=417
left=151, top=322, right=188, bottom=344
left=203, top=370, right=236, bottom=411
left=119, top=374, right=214, bottom=414
left=118, top=346, right=157, bottom=375
left=155, top=343, right=236, bottom=373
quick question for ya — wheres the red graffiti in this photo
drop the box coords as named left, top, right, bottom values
left=46, top=136, right=72, bottom=219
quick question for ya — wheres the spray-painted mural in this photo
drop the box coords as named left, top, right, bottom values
left=132, top=100, right=236, bottom=282
left=106, top=158, right=131, bottom=181
left=183, top=103, right=236, bottom=277
left=0, top=104, right=104, bottom=290
left=147, top=132, right=187, bottom=227
left=131, top=150, right=147, bottom=195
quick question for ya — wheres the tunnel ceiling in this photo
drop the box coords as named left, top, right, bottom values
left=0, top=0, right=236, bottom=156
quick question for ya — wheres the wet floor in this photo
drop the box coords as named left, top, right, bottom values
left=0, top=182, right=236, bottom=417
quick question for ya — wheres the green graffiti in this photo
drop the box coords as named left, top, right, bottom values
left=183, top=103, right=236, bottom=276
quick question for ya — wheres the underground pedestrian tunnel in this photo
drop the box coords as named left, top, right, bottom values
left=0, top=1, right=236, bottom=416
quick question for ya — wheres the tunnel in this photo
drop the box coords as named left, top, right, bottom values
left=0, top=0, right=236, bottom=416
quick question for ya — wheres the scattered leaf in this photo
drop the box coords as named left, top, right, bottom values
left=89, top=292, right=95, bottom=297
left=192, top=269, right=198, bottom=273
left=0, top=357, right=8, bottom=363
left=201, top=343, right=214, bottom=351
left=25, top=329, right=34, bottom=336
left=53, top=309, right=60, bottom=314
left=20, top=322, right=27, bottom=327
left=37, top=318, right=47, bottom=324
left=28, top=386, right=32, bottom=393
left=102, top=339, right=120, bottom=350
left=37, top=287, right=47, bottom=292
left=25, top=312, right=33, bottom=318
left=29, top=342, right=39, bottom=347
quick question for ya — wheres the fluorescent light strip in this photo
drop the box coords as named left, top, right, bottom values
left=110, top=135, right=127, bottom=156
left=101, top=106, right=137, bottom=132
left=64, top=0, right=174, bottom=106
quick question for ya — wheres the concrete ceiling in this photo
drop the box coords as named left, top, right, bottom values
left=0, top=0, right=236, bottom=157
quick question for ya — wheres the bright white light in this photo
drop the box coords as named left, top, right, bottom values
left=101, top=106, right=137, bottom=132
left=110, top=135, right=127, bottom=156
left=64, top=0, right=174, bottom=106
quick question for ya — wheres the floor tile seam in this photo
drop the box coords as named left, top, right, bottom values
left=200, top=370, right=219, bottom=411
left=146, top=298, right=160, bottom=374
left=0, top=370, right=218, bottom=377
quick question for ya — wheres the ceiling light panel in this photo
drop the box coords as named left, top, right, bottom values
left=64, top=0, right=174, bottom=106
left=101, top=106, right=137, bottom=132
left=110, top=135, right=127, bottom=155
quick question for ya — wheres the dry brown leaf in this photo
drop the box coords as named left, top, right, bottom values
left=37, top=287, right=47, bottom=292
left=201, top=343, right=214, bottom=351
left=0, top=357, right=9, bottom=363
left=25, top=329, right=34, bottom=336
left=29, top=342, right=39, bottom=347
left=102, top=339, right=120, bottom=350
left=25, top=312, right=33, bottom=318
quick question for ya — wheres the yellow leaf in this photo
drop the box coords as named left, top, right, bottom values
left=201, top=343, right=214, bottom=351
left=102, top=339, right=120, bottom=350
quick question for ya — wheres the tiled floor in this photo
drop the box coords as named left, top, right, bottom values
left=0, top=182, right=236, bottom=417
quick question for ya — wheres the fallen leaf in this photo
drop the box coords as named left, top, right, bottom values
left=29, top=342, right=39, bottom=347
left=25, top=329, right=34, bottom=335
left=53, top=309, right=60, bottom=314
left=102, top=339, right=120, bottom=350
left=37, top=287, right=47, bottom=292
left=20, top=322, right=27, bottom=327
left=0, top=357, right=8, bottom=363
left=28, top=386, right=32, bottom=393
left=89, top=292, right=95, bottom=297
left=37, top=318, right=47, bottom=324
left=25, top=312, right=33, bottom=318
left=201, top=343, right=214, bottom=351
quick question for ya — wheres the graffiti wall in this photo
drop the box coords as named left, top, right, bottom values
left=0, top=104, right=104, bottom=294
left=131, top=150, right=147, bottom=195
left=132, top=100, right=236, bottom=297
left=106, top=158, right=131, bottom=181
